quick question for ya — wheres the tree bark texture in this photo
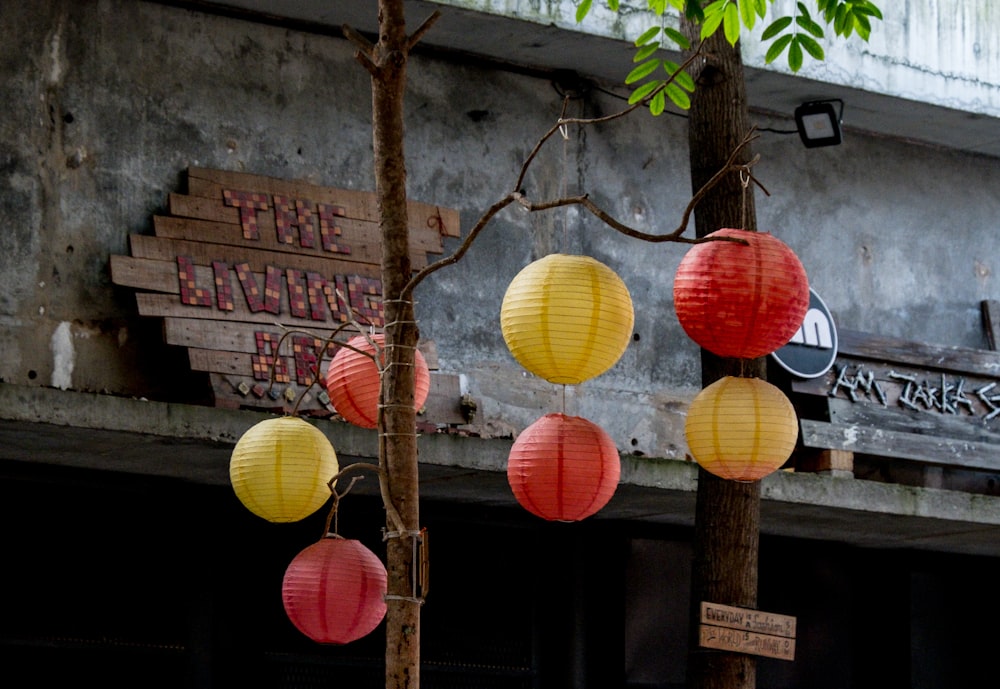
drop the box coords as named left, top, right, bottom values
left=371, top=2, right=421, bottom=688
left=682, top=15, right=762, bottom=689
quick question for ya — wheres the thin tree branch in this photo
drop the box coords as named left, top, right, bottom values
left=407, top=11, right=442, bottom=51
left=401, top=193, right=518, bottom=298
left=343, top=24, right=378, bottom=75
left=514, top=42, right=706, bottom=192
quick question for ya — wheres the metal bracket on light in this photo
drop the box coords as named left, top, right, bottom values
left=794, top=99, right=844, bottom=148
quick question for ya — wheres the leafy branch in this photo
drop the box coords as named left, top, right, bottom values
left=577, top=0, right=883, bottom=113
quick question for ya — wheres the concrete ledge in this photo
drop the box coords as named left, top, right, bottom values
left=3, top=383, right=1000, bottom=556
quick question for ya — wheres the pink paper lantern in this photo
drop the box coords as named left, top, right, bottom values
left=324, top=333, right=431, bottom=429
left=507, top=413, right=621, bottom=522
left=673, top=228, right=809, bottom=359
left=282, top=536, right=388, bottom=645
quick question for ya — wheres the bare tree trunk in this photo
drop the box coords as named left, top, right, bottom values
left=370, top=1, right=421, bottom=687
left=682, top=16, right=762, bottom=689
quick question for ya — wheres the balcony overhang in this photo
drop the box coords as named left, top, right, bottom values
left=4, top=383, right=1000, bottom=557
left=168, top=0, right=1000, bottom=158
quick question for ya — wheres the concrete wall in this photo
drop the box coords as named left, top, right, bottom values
left=460, top=0, right=1000, bottom=118
left=3, top=0, right=1000, bottom=459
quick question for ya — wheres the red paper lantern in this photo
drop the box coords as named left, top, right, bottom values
left=507, top=413, right=620, bottom=522
left=673, top=228, right=809, bottom=359
left=282, top=536, right=388, bottom=645
left=324, top=333, right=431, bottom=429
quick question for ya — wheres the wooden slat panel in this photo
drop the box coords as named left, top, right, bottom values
left=827, top=397, right=1000, bottom=446
left=129, top=234, right=384, bottom=277
left=186, top=166, right=460, bottom=239
left=154, top=214, right=390, bottom=265
left=110, top=255, right=177, bottom=293
left=137, top=293, right=357, bottom=328
left=837, top=329, right=1000, bottom=377
left=800, top=419, right=1000, bottom=472
left=164, top=317, right=340, bottom=353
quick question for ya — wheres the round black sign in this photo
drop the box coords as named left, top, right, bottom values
left=771, top=288, right=838, bottom=379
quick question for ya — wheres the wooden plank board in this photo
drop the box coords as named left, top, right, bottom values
left=698, top=625, right=795, bottom=661
left=164, top=317, right=344, bottom=355
left=128, top=234, right=385, bottom=277
left=828, top=397, right=1000, bottom=446
left=836, top=329, right=1000, bottom=378
left=800, top=419, right=1000, bottom=471
left=154, top=214, right=397, bottom=265
left=110, top=255, right=177, bottom=294
left=699, top=602, right=796, bottom=638
left=137, top=293, right=364, bottom=328
left=982, top=300, right=1000, bottom=351
left=186, top=166, right=461, bottom=238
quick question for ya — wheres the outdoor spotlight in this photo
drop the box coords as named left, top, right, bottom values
left=794, top=100, right=843, bottom=148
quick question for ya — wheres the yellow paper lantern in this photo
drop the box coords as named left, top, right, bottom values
left=230, top=416, right=339, bottom=523
left=500, top=254, right=634, bottom=385
left=684, top=376, right=798, bottom=481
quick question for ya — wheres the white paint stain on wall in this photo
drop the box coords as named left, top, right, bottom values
left=51, top=321, right=75, bottom=390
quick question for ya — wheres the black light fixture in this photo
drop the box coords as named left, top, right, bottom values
left=794, top=99, right=844, bottom=148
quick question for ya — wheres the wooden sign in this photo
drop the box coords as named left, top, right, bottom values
left=111, top=167, right=461, bottom=415
left=699, top=602, right=796, bottom=661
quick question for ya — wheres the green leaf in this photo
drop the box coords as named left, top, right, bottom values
left=764, top=33, right=793, bottom=64
left=761, top=16, right=792, bottom=40
left=753, top=0, right=768, bottom=18
left=608, top=0, right=620, bottom=10
left=663, top=27, right=690, bottom=50
left=650, top=90, right=666, bottom=116
left=739, top=0, right=756, bottom=31
left=834, top=5, right=849, bottom=35
left=634, top=42, right=661, bottom=62
left=700, top=1, right=726, bottom=39
left=788, top=36, right=804, bottom=71
left=575, top=0, right=592, bottom=24
left=796, top=15, right=825, bottom=38
left=723, top=3, right=741, bottom=45
left=797, top=34, right=825, bottom=60
left=664, top=60, right=696, bottom=91
left=666, top=82, right=691, bottom=110
left=628, top=80, right=662, bottom=105
left=635, top=25, right=661, bottom=46
left=854, top=11, right=872, bottom=40
left=625, top=58, right=661, bottom=84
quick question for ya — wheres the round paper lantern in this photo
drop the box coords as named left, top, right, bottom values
left=684, top=376, right=798, bottom=481
left=230, top=416, right=339, bottom=523
left=282, top=535, right=388, bottom=645
left=500, top=254, right=634, bottom=385
left=507, top=413, right=621, bottom=521
left=673, top=228, right=809, bottom=359
left=324, top=333, right=431, bottom=429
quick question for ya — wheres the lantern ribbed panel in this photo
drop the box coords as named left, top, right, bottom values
left=684, top=376, right=798, bottom=481
left=507, top=413, right=621, bottom=521
left=673, top=229, right=809, bottom=359
left=500, top=254, right=635, bottom=385
left=324, top=334, right=431, bottom=429
left=229, top=416, right=339, bottom=523
left=282, top=537, right=387, bottom=645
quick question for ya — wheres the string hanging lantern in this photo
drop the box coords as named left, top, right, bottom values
left=684, top=376, right=798, bottom=481
left=229, top=416, right=339, bottom=523
left=324, top=333, right=431, bottom=429
left=673, top=228, right=809, bottom=359
left=282, top=535, right=388, bottom=645
left=507, top=413, right=621, bottom=521
left=500, top=254, right=634, bottom=385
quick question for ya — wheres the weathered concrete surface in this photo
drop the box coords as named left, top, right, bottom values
left=3, top=382, right=1000, bottom=556
left=3, top=1, right=1000, bottom=461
